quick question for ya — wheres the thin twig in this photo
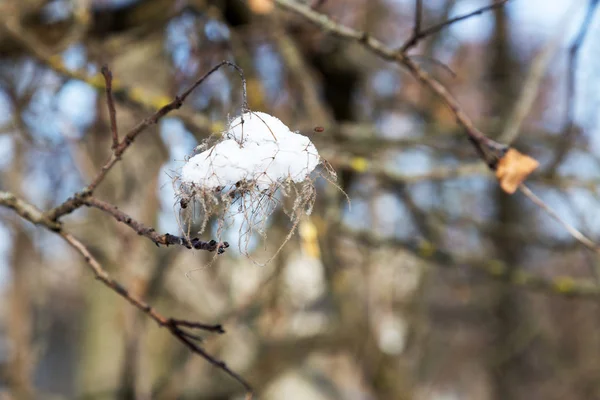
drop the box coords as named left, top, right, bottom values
left=420, top=0, right=509, bottom=37
left=83, top=196, right=229, bottom=253
left=60, top=231, right=253, bottom=394
left=100, top=65, right=119, bottom=150
left=400, top=0, right=510, bottom=53
left=1, top=19, right=252, bottom=390
left=275, top=0, right=507, bottom=168
left=0, top=15, right=215, bottom=137
left=46, top=61, right=247, bottom=221
left=414, top=0, right=423, bottom=34
left=400, top=0, right=423, bottom=52
left=61, top=231, right=173, bottom=323
left=178, top=61, right=248, bottom=113
left=499, top=3, right=580, bottom=144
left=167, top=319, right=225, bottom=333
left=164, top=323, right=253, bottom=395
left=409, top=55, right=457, bottom=79
left=519, top=184, right=600, bottom=253
left=2, top=192, right=248, bottom=391
left=0, top=190, right=249, bottom=391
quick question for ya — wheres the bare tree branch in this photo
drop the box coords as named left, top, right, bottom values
left=498, top=7, right=576, bottom=144
left=0, top=191, right=61, bottom=231
left=0, top=190, right=252, bottom=395
left=274, top=0, right=600, bottom=256
left=0, top=59, right=252, bottom=391
left=60, top=232, right=252, bottom=394
left=83, top=196, right=229, bottom=253
left=518, top=184, right=600, bottom=255
left=46, top=61, right=246, bottom=221
left=341, top=224, right=600, bottom=298
left=275, top=0, right=508, bottom=170
left=399, top=0, right=423, bottom=52
left=400, top=0, right=510, bottom=53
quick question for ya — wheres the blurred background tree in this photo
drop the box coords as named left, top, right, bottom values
left=1, top=0, right=600, bottom=399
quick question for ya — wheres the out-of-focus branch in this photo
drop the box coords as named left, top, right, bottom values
left=547, top=0, right=600, bottom=173
left=498, top=7, right=575, bottom=144
left=275, top=0, right=508, bottom=170
left=0, top=17, right=171, bottom=112
left=327, top=154, right=487, bottom=184
left=341, top=225, right=600, bottom=298
left=274, top=0, right=600, bottom=256
left=0, top=15, right=217, bottom=135
left=399, top=0, right=423, bottom=53
left=273, top=27, right=334, bottom=124
left=326, top=149, right=600, bottom=190
left=400, top=0, right=510, bottom=53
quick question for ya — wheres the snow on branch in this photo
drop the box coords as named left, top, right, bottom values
left=176, top=111, right=335, bottom=257
left=181, top=112, right=320, bottom=190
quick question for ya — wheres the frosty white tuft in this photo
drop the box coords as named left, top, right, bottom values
left=180, top=112, right=320, bottom=190
left=175, top=111, right=335, bottom=259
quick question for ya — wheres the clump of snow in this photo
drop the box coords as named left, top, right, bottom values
left=180, top=112, right=320, bottom=190
left=175, top=111, right=334, bottom=259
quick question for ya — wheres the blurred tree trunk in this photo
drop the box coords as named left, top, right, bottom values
left=488, top=6, right=531, bottom=400
left=6, top=139, right=34, bottom=400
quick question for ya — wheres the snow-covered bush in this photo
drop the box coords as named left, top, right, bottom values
left=176, top=111, right=334, bottom=257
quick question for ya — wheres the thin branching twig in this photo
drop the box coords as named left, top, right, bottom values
left=0, top=59, right=254, bottom=393
left=498, top=5, right=577, bottom=144
left=518, top=184, right=600, bottom=254
left=47, top=62, right=247, bottom=221
left=83, top=196, right=229, bottom=253
left=0, top=190, right=251, bottom=393
left=275, top=0, right=508, bottom=167
left=400, top=0, right=510, bottom=53
left=60, top=232, right=252, bottom=393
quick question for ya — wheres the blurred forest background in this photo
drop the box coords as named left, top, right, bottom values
left=1, top=0, right=600, bottom=399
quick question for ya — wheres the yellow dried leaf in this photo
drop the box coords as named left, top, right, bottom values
left=495, top=148, right=539, bottom=194
left=249, top=0, right=273, bottom=14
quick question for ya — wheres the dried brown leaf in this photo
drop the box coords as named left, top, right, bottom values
left=495, top=148, right=539, bottom=194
